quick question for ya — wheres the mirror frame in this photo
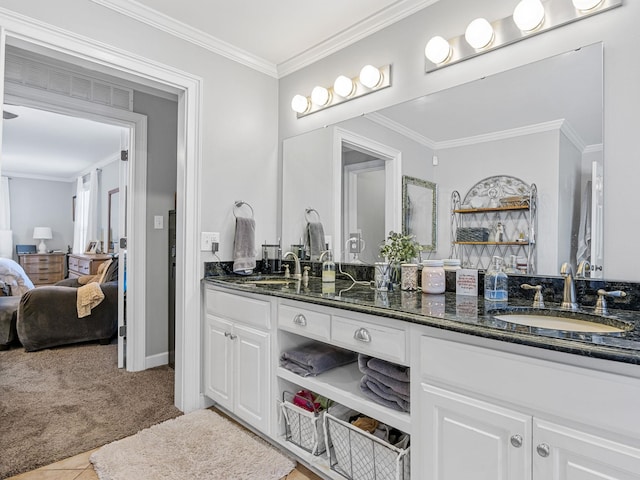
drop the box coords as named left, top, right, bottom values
left=402, top=175, right=437, bottom=252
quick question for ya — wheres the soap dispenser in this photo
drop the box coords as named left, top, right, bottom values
left=321, top=250, right=336, bottom=283
left=484, top=256, right=508, bottom=302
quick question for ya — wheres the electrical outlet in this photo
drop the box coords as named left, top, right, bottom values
left=349, top=232, right=362, bottom=254
left=201, top=232, right=220, bottom=252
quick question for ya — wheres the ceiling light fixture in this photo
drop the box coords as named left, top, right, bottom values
left=290, top=65, right=391, bottom=118
left=425, top=0, right=621, bottom=73
left=513, top=0, right=546, bottom=31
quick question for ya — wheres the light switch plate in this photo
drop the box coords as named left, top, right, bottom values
left=201, top=232, right=220, bottom=251
left=154, top=215, right=163, bottom=229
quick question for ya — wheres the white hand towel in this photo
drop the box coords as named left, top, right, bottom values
left=233, top=217, right=256, bottom=274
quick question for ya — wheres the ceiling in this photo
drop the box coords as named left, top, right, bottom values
left=1, top=105, right=125, bottom=182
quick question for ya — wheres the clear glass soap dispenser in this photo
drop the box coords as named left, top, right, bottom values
left=484, top=256, right=508, bottom=302
left=321, top=250, right=336, bottom=283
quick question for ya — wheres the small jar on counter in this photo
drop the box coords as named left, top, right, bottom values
left=422, top=259, right=446, bottom=294
left=443, top=259, right=461, bottom=272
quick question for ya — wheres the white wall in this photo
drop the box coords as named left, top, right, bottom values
left=8, top=177, right=74, bottom=257
left=278, top=0, right=640, bottom=281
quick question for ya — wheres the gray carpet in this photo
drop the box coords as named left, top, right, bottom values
left=0, top=343, right=181, bottom=479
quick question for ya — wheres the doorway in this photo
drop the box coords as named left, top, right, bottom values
left=0, top=19, right=202, bottom=412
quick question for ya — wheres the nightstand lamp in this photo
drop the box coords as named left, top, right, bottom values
left=33, top=227, right=52, bottom=254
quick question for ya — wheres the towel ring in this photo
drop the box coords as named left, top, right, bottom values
left=233, top=200, right=254, bottom=219
left=304, top=208, right=321, bottom=223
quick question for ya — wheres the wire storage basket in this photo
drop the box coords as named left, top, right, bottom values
left=324, top=411, right=411, bottom=480
left=280, top=391, right=327, bottom=455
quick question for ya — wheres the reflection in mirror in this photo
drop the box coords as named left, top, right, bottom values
left=402, top=176, right=437, bottom=253
left=108, top=188, right=119, bottom=253
left=281, top=43, right=603, bottom=276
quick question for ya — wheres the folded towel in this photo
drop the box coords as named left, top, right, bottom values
left=306, top=222, right=325, bottom=261
left=367, top=356, right=410, bottom=382
left=280, top=343, right=357, bottom=377
left=359, top=377, right=410, bottom=412
left=358, top=354, right=410, bottom=396
left=362, top=374, right=410, bottom=403
left=77, top=282, right=105, bottom=318
left=233, top=217, right=256, bottom=274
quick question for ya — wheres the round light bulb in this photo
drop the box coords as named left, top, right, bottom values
left=425, top=36, right=452, bottom=64
left=311, top=86, right=331, bottom=106
left=465, top=18, right=495, bottom=49
left=513, top=0, right=545, bottom=31
left=333, top=75, right=355, bottom=97
left=291, top=94, right=310, bottom=114
left=572, top=0, right=604, bottom=11
left=359, top=65, right=382, bottom=89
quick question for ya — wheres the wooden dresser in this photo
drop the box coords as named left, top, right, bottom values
left=18, top=253, right=66, bottom=286
left=68, top=254, right=112, bottom=279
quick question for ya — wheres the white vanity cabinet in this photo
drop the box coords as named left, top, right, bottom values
left=417, top=335, right=640, bottom=480
left=203, top=286, right=272, bottom=433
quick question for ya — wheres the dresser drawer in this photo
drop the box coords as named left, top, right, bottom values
left=68, top=256, right=79, bottom=271
left=278, top=302, right=331, bottom=341
left=331, top=315, right=407, bottom=365
left=205, top=288, right=271, bottom=330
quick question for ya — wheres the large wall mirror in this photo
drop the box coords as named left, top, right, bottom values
left=281, top=42, right=603, bottom=277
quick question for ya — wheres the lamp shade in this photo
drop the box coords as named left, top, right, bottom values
left=33, top=226, right=52, bottom=254
left=33, top=227, right=52, bottom=240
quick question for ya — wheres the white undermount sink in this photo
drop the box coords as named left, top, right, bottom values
left=493, top=313, right=630, bottom=333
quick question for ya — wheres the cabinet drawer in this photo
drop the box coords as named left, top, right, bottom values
left=278, top=303, right=330, bottom=341
left=205, top=288, right=270, bottom=329
left=332, top=316, right=407, bottom=365
left=68, top=257, right=79, bottom=271
left=22, top=263, right=62, bottom=274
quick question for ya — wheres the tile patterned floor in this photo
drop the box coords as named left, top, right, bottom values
left=6, top=449, right=322, bottom=480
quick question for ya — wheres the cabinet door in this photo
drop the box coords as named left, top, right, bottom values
left=533, top=419, right=640, bottom=480
left=233, top=323, right=270, bottom=433
left=421, top=383, right=532, bottom=480
left=203, top=314, right=234, bottom=410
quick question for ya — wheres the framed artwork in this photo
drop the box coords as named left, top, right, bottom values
left=85, top=241, right=98, bottom=254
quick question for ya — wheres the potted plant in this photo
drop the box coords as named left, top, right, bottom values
left=379, top=231, right=422, bottom=286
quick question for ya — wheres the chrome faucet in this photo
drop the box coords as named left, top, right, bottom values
left=560, top=262, right=578, bottom=311
left=283, top=251, right=301, bottom=280
left=576, top=260, right=591, bottom=278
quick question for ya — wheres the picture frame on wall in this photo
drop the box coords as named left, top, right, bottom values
left=85, top=241, right=98, bottom=254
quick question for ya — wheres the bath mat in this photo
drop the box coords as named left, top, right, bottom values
left=91, top=409, right=296, bottom=480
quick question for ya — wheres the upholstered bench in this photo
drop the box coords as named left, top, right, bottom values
left=0, top=296, right=21, bottom=350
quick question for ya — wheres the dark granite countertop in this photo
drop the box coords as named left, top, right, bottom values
left=203, top=274, right=640, bottom=366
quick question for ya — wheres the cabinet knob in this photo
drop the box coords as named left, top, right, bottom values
left=510, top=434, right=523, bottom=448
left=293, top=314, right=307, bottom=326
left=536, top=443, right=550, bottom=458
left=228, top=334, right=237, bottom=340
left=353, top=327, right=371, bottom=343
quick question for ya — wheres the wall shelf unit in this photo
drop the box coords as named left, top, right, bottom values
left=451, top=176, right=537, bottom=272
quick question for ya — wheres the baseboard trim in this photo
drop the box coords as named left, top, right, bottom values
left=145, top=351, right=169, bottom=369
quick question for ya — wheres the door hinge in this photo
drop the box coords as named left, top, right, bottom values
left=119, top=325, right=126, bottom=337
left=121, top=150, right=129, bottom=161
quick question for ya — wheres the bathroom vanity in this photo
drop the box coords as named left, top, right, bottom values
left=202, top=275, right=640, bottom=480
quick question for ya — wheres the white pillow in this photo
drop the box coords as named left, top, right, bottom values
left=0, top=257, right=35, bottom=296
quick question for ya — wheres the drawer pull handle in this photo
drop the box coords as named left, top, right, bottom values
left=224, top=331, right=237, bottom=340
left=536, top=443, right=550, bottom=458
left=353, top=327, right=371, bottom=343
left=293, top=314, right=307, bottom=326
left=510, top=434, right=523, bottom=448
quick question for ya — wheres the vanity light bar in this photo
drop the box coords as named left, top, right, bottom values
left=424, top=0, right=622, bottom=73
left=291, top=64, right=391, bottom=118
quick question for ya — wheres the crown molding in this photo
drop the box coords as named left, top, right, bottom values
left=277, top=0, right=441, bottom=77
left=90, top=0, right=440, bottom=78
left=366, top=112, right=437, bottom=149
left=90, top=0, right=279, bottom=78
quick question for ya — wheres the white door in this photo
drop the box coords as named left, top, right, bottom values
left=233, top=323, right=270, bottom=433
left=533, top=419, right=640, bottom=480
left=203, top=314, right=234, bottom=410
left=117, top=131, right=129, bottom=368
left=420, top=383, right=532, bottom=480
left=590, top=160, right=604, bottom=278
